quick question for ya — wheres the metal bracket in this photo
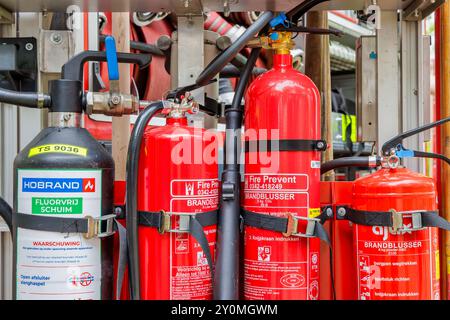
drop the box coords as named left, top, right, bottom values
left=0, top=37, right=37, bottom=91
left=221, top=182, right=235, bottom=201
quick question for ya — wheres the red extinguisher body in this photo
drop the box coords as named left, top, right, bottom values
left=352, top=167, right=440, bottom=300
left=137, top=116, right=219, bottom=299
left=243, top=53, right=322, bottom=300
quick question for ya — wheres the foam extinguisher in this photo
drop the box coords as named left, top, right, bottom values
left=322, top=116, right=450, bottom=300
left=125, top=85, right=220, bottom=300
left=0, top=37, right=151, bottom=300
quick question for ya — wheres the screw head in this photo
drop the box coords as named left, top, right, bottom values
left=326, top=207, right=333, bottom=218
left=316, top=141, right=325, bottom=150
left=114, top=207, right=123, bottom=216
left=51, top=33, right=63, bottom=44
left=110, top=95, right=121, bottom=105
left=25, top=43, right=34, bottom=51
left=337, top=207, right=346, bottom=217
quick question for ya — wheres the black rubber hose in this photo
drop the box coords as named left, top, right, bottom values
left=196, top=11, right=274, bottom=87
left=126, top=101, right=164, bottom=300
left=413, top=150, right=450, bottom=166
left=0, top=197, right=12, bottom=233
left=287, top=0, right=331, bottom=22
left=214, top=48, right=261, bottom=300
left=220, top=64, right=266, bottom=78
left=99, top=35, right=165, bottom=56
left=321, top=156, right=381, bottom=175
left=0, top=87, right=51, bottom=108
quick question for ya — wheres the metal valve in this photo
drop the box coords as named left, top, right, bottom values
left=85, top=36, right=141, bottom=116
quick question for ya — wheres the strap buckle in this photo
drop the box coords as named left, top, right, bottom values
left=283, top=213, right=319, bottom=238
left=158, top=210, right=191, bottom=234
left=390, top=209, right=424, bottom=233
left=83, top=214, right=116, bottom=239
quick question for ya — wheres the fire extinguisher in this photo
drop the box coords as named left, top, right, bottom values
left=322, top=116, right=450, bottom=300
left=125, top=89, right=220, bottom=300
left=192, top=1, right=335, bottom=300
left=241, top=18, right=337, bottom=299
left=0, top=37, right=150, bottom=300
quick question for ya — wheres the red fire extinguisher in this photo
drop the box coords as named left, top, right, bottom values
left=242, top=31, right=329, bottom=300
left=321, top=116, right=450, bottom=300
left=126, top=95, right=219, bottom=300
left=349, top=167, right=440, bottom=300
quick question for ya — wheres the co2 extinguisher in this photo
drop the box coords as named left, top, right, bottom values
left=322, top=116, right=450, bottom=300
left=0, top=37, right=150, bottom=300
left=125, top=90, right=219, bottom=300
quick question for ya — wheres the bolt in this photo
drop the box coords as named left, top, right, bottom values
left=51, top=33, right=63, bottom=44
left=316, top=141, right=325, bottom=150
left=326, top=207, right=333, bottom=218
left=110, top=95, right=121, bottom=105
left=114, top=207, right=123, bottom=216
left=337, top=207, right=346, bottom=217
left=223, top=0, right=230, bottom=17
left=25, top=43, right=34, bottom=51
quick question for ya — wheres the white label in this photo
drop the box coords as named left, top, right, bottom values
left=16, top=169, right=102, bottom=300
left=311, top=161, right=321, bottom=169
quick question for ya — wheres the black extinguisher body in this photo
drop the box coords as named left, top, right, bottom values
left=12, top=80, right=115, bottom=300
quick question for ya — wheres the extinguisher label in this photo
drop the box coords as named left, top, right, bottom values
left=355, top=222, right=440, bottom=300
left=16, top=169, right=102, bottom=300
left=243, top=173, right=320, bottom=300
left=169, top=178, right=219, bottom=300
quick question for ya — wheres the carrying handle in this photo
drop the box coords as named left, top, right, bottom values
left=382, top=116, right=450, bottom=155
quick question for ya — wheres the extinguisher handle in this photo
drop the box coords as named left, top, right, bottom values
left=104, top=36, right=120, bottom=81
left=61, top=50, right=152, bottom=82
left=381, top=116, right=450, bottom=155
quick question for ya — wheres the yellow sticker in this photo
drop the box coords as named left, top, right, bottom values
left=28, top=144, right=88, bottom=158
left=308, top=208, right=321, bottom=218
left=435, top=251, right=440, bottom=280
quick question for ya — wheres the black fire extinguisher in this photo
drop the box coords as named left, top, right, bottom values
left=0, top=38, right=151, bottom=300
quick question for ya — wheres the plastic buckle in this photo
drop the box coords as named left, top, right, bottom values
left=158, top=210, right=190, bottom=234
left=390, top=209, right=424, bottom=233
left=83, top=214, right=116, bottom=239
left=283, top=213, right=319, bottom=238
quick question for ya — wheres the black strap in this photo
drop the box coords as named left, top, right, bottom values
left=242, top=208, right=331, bottom=245
left=338, top=206, right=450, bottom=231
left=245, top=139, right=327, bottom=153
left=16, top=212, right=88, bottom=234
left=138, top=209, right=217, bottom=274
left=15, top=212, right=117, bottom=236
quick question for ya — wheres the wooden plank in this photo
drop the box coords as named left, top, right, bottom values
left=441, top=1, right=450, bottom=301
left=111, top=12, right=130, bottom=181
left=305, top=11, right=334, bottom=179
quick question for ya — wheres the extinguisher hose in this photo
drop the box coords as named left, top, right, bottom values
left=196, top=11, right=274, bottom=87
left=126, top=101, right=164, bottom=300
left=320, top=156, right=382, bottom=175
left=214, top=48, right=261, bottom=300
left=0, top=197, right=12, bottom=233
left=0, top=87, right=51, bottom=108
left=287, top=0, right=331, bottom=22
